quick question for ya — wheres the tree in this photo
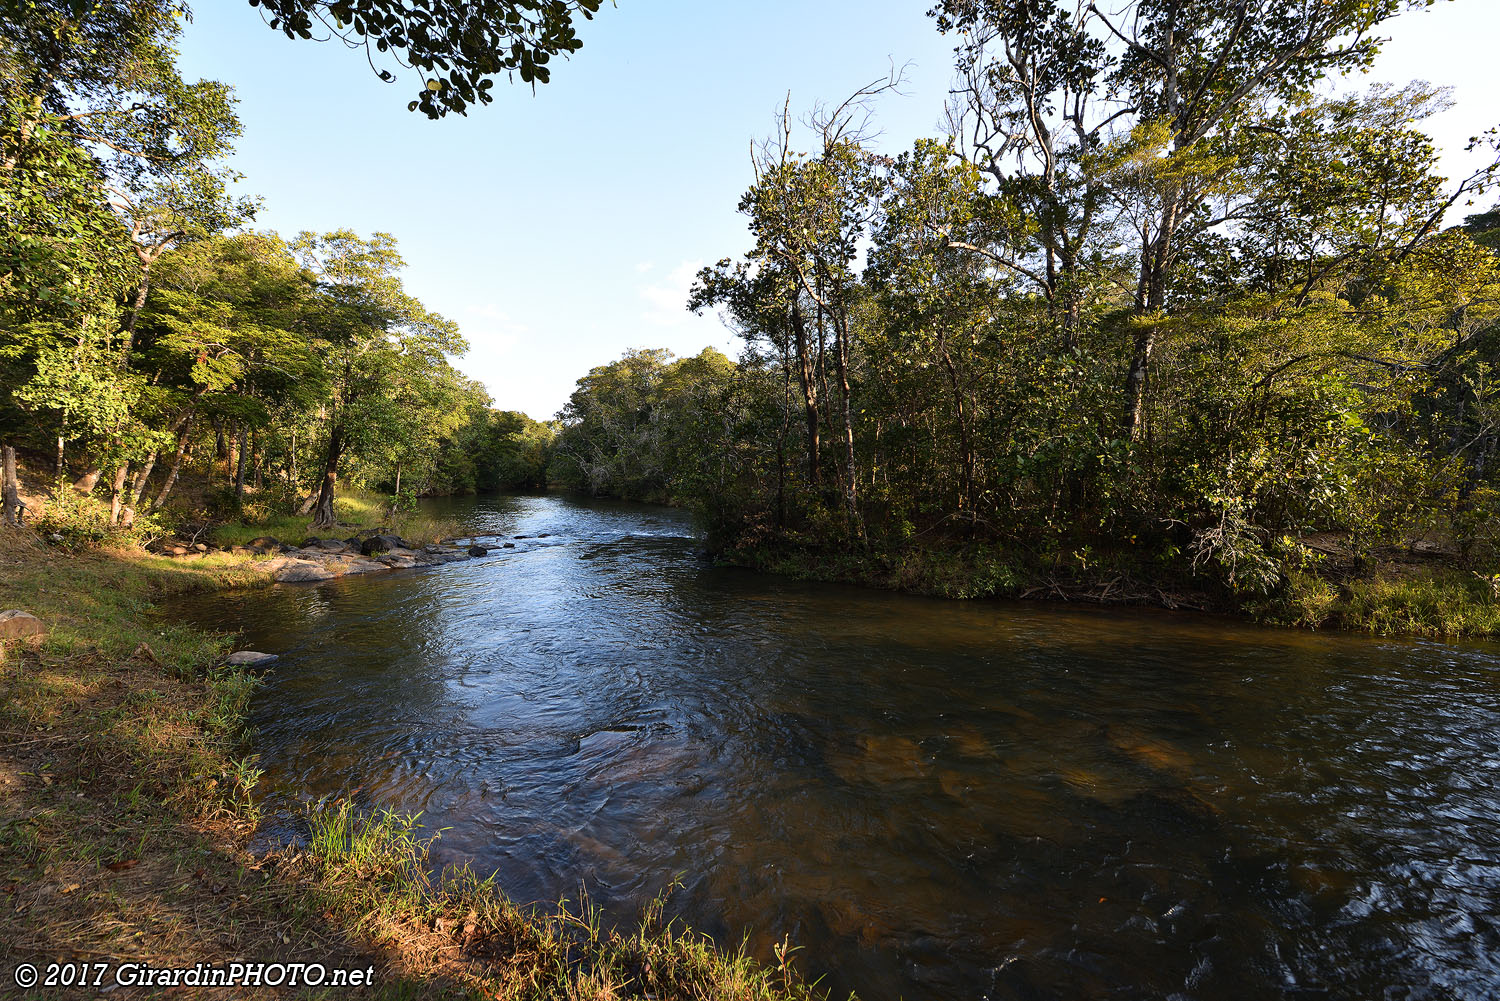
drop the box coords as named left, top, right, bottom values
left=249, top=0, right=604, bottom=117
left=292, top=230, right=465, bottom=529
left=930, top=0, right=1472, bottom=438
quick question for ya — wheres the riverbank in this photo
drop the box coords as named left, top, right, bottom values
left=717, top=536, right=1500, bottom=639
left=0, top=529, right=836, bottom=1000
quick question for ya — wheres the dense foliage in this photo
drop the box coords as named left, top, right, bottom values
left=560, top=2, right=1500, bottom=602
left=0, top=1, right=554, bottom=534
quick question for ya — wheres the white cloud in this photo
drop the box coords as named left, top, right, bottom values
left=639, top=260, right=703, bottom=328
left=635, top=260, right=655, bottom=274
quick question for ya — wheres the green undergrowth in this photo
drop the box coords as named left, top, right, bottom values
left=720, top=536, right=1500, bottom=638
left=1264, top=567, right=1500, bottom=637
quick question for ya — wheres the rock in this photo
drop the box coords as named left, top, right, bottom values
left=0, top=610, right=46, bottom=645
left=165, top=545, right=190, bottom=557
left=300, top=537, right=323, bottom=548
left=225, top=650, right=278, bottom=667
left=502, top=543, right=515, bottom=548
left=514, top=535, right=532, bottom=539
left=537, top=533, right=551, bottom=538
left=48, top=533, right=64, bottom=543
left=359, top=533, right=404, bottom=556
left=275, top=561, right=338, bottom=583
left=247, top=536, right=281, bottom=549
left=192, top=543, right=209, bottom=553
left=468, top=545, right=488, bottom=557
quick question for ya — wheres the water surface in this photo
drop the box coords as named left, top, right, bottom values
left=179, top=493, right=1500, bottom=1000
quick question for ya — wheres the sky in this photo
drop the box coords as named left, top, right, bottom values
left=176, top=1, right=1500, bottom=422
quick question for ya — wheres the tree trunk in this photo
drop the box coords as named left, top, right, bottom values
left=789, top=303, right=821, bottom=488
left=833, top=310, right=860, bottom=536
left=108, top=462, right=130, bottom=525
left=233, top=423, right=249, bottom=501
left=55, top=435, right=64, bottom=478
left=1125, top=190, right=1183, bottom=440
left=130, top=452, right=157, bottom=508
left=1124, top=324, right=1156, bottom=442
left=120, top=268, right=150, bottom=367
left=2, top=445, right=20, bottom=527
left=309, top=424, right=344, bottom=530
left=148, top=438, right=191, bottom=514
left=937, top=331, right=976, bottom=514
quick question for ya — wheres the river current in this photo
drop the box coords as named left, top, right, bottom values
left=178, top=493, right=1500, bottom=1000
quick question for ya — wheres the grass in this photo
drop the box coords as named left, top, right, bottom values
left=209, top=488, right=464, bottom=549
left=1266, top=565, right=1500, bottom=637
left=0, top=524, right=838, bottom=1000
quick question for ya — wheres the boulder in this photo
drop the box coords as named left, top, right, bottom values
left=300, top=537, right=323, bottom=548
left=225, top=650, right=278, bottom=667
left=502, top=543, right=515, bottom=549
left=275, top=561, right=338, bottom=583
left=247, top=536, right=282, bottom=552
left=0, top=610, right=46, bottom=645
left=192, top=543, right=209, bottom=553
left=359, top=533, right=404, bottom=556
left=468, top=545, right=488, bottom=557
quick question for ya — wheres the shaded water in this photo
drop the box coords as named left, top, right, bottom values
left=179, top=494, right=1500, bottom=1000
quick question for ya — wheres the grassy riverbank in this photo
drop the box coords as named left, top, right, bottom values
left=0, top=528, right=836, bottom=1000
left=719, top=537, right=1500, bottom=639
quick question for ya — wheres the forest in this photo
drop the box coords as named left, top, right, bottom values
left=0, top=1, right=558, bottom=540
left=5, top=0, right=1500, bottom=627
left=550, top=3, right=1500, bottom=627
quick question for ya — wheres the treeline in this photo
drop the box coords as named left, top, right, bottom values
left=0, top=4, right=549, bottom=534
left=559, top=2, right=1500, bottom=600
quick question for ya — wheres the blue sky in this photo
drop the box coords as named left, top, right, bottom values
left=176, top=1, right=1500, bottom=421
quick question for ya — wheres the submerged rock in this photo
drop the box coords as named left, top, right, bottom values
left=225, top=650, right=278, bottom=667
left=468, top=544, right=488, bottom=556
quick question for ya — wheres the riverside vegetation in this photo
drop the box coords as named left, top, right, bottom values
left=4, top=0, right=1500, bottom=997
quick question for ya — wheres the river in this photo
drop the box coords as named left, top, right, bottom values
left=178, top=493, right=1500, bottom=1000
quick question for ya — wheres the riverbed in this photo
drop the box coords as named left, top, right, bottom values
left=179, top=493, right=1500, bottom=1000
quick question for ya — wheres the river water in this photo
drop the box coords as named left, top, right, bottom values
left=179, top=493, right=1500, bottom=1000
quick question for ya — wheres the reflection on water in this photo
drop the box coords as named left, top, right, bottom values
left=178, top=493, right=1500, bottom=1000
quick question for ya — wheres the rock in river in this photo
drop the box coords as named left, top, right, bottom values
left=468, top=544, right=488, bottom=556
left=226, top=650, right=278, bottom=667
